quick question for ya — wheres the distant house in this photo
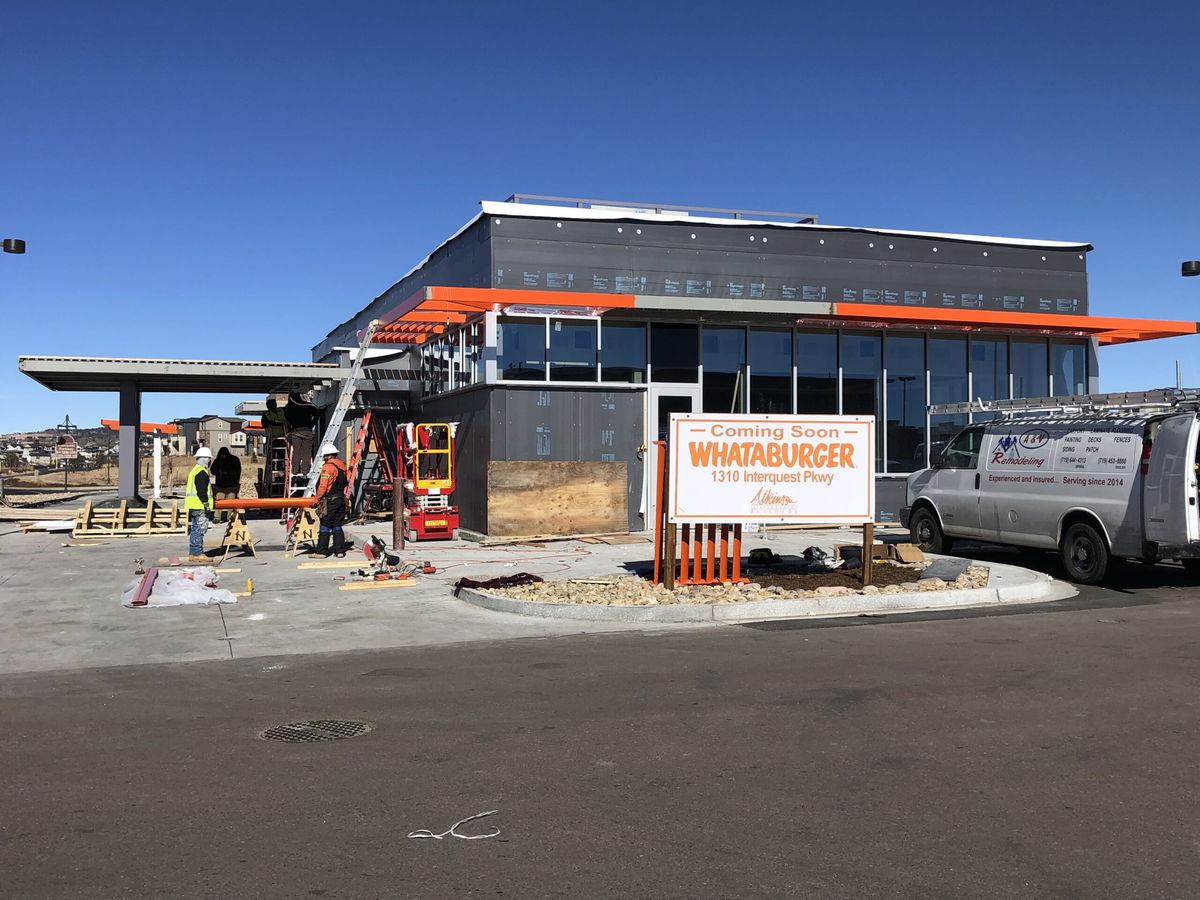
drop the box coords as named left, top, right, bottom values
left=173, top=416, right=249, bottom=457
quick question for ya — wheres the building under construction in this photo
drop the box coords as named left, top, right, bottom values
left=20, top=195, right=1199, bottom=535
left=310, top=195, right=1194, bottom=536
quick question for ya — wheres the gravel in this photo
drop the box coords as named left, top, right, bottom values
left=488, top=562, right=990, bottom=606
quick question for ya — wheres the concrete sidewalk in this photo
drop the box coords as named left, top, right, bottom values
left=0, top=501, right=1073, bottom=675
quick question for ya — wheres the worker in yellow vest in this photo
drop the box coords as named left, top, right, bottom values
left=185, top=446, right=215, bottom=560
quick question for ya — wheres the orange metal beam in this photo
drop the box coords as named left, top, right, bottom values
left=830, top=302, right=1198, bottom=344
left=397, top=310, right=468, bottom=323
left=425, top=286, right=637, bottom=309
left=100, top=420, right=178, bottom=434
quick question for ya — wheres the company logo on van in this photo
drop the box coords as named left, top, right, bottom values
left=991, top=429, right=1048, bottom=468
left=1018, top=429, right=1050, bottom=449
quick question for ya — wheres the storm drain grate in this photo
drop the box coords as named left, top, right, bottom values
left=259, top=719, right=374, bottom=743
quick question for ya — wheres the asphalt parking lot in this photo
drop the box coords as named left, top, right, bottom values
left=4, top=510, right=1200, bottom=897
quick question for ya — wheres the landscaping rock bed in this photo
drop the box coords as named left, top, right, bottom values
left=487, top=562, right=990, bottom=607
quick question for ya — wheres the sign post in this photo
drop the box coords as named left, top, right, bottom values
left=55, top=414, right=79, bottom=492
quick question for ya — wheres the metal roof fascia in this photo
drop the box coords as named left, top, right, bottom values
left=479, top=200, right=1093, bottom=251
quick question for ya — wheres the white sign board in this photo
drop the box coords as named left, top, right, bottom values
left=668, top=414, right=875, bottom=524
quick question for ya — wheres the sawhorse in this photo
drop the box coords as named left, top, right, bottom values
left=214, top=511, right=259, bottom=565
left=284, top=508, right=321, bottom=557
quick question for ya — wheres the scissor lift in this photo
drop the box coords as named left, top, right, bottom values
left=399, top=422, right=459, bottom=541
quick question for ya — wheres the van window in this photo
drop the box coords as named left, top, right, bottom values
left=941, top=427, right=983, bottom=468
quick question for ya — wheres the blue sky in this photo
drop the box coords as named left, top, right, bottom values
left=3, top=0, right=1198, bottom=432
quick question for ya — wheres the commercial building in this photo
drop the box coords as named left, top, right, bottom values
left=313, top=196, right=1196, bottom=534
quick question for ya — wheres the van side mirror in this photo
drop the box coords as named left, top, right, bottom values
left=930, top=449, right=945, bottom=469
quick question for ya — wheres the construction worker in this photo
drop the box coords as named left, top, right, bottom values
left=210, top=447, right=241, bottom=523
left=313, top=441, right=350, bottom=557
left=184, top=446, right=215, bottom=560
left=262, top=397, right=288, bottom=443
left=285, top=391, right=320, bottom=479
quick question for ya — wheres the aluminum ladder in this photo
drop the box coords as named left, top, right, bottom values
left=930, top=387, right=1200, bottom=419
left=299, top=319, right=381, bottom=496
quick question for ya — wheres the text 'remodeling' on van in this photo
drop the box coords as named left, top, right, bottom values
left=900, top=410, right=1200, bottom=584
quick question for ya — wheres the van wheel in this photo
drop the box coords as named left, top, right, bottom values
left=1060, top=523, right=1111, bottom=585
left=910, top=507, right=950, bottom=555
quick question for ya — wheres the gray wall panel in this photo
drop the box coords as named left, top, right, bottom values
left=419, top=387, right=493, bottom=534
left=491, top=217, right=1088, bottom=315
left=490, top=386, right=645, bottom=531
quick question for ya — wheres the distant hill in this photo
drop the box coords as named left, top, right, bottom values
left=1, top=426, right=117, bottom=448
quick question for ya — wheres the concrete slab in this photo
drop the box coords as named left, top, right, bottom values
left=0, top=504, right=1074, bottom=675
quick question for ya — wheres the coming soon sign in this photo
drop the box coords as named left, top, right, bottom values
left=668, top=414, right=875, bottom=524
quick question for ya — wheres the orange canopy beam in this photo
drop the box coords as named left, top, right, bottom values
left=829, top=302, right=1198, bottom=345
left=100, top=420, right=178, bottom=434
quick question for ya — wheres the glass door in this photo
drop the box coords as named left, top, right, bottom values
left=646, top=387, right=701, bottom=528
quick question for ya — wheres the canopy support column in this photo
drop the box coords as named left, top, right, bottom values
left=118, top=379, right=142, bottom=500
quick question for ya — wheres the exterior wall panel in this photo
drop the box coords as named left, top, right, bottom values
left=490, top=217, right=1088, bottom=315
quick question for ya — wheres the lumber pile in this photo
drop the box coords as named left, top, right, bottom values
left=72, top=499, right=187, bottom=537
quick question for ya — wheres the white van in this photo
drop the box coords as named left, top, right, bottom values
left=900, top=392, right=1200, bottom=584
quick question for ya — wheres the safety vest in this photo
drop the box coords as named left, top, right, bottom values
left=185, top=464, right=211, bottom=511
left=316, top=458, right=348, bottom=499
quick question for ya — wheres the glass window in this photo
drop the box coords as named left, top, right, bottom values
left=548, top=318, right=597, bottom=381
left=795, top=331, right=838, bottom=413
left=702, top=326, right=746, bottom=413
left=1052, top=341, right=1087, bottom=395
left=1011, top=339, right=1049, bottom=398
left=600, top=321, right=646, bottom=383
left=886, top=334, right=925, bottom=473
left=940, top=426, right=983, bottom=469
left=969, top=337, right=1008, bottom=421
left=650, top=323, right=698, bottom=382
left=749, top=328, right=792, bottom=413
left=497, top=317, right=545, bottom=381
left=468, top=321, right=484, bottom=384
left=928, top=335, right=967, bottom=468
left=841, top=332, right=882, bottom=470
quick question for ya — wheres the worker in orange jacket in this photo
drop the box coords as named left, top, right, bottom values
left=313, top=442, right=350, bottom=557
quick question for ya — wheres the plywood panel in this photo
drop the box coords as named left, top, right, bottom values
left=487, top=461, right=627, bottom=537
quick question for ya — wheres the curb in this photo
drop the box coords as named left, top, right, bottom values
left=457, top=560, right=1070, bottom=623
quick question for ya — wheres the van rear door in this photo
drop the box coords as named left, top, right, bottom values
left=1145, top=413, right=1200, bottom=544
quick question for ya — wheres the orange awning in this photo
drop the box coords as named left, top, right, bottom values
left=368, top=287, right=636, bottom=344
left=366, top=286, right=1197, bottom=347
left=100, top=420, right=178, bottom=434
left=821, top=303, right=1198, bottom=345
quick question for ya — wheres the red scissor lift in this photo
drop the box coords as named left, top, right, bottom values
left=399, top=422, right=459, bottom=541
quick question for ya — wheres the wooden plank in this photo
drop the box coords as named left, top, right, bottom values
left=338, top=578, right=419, bottom=590
left=487, top=461, right=626, bottom=538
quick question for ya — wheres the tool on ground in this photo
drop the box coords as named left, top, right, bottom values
left=133, top=557, right=146, bottom=575
left=355, top=535, right=423, bottom=581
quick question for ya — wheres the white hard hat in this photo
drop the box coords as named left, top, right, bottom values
left=319, top=442, right=339, bottom=457
left=195, top=446, right=213, bottom=459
